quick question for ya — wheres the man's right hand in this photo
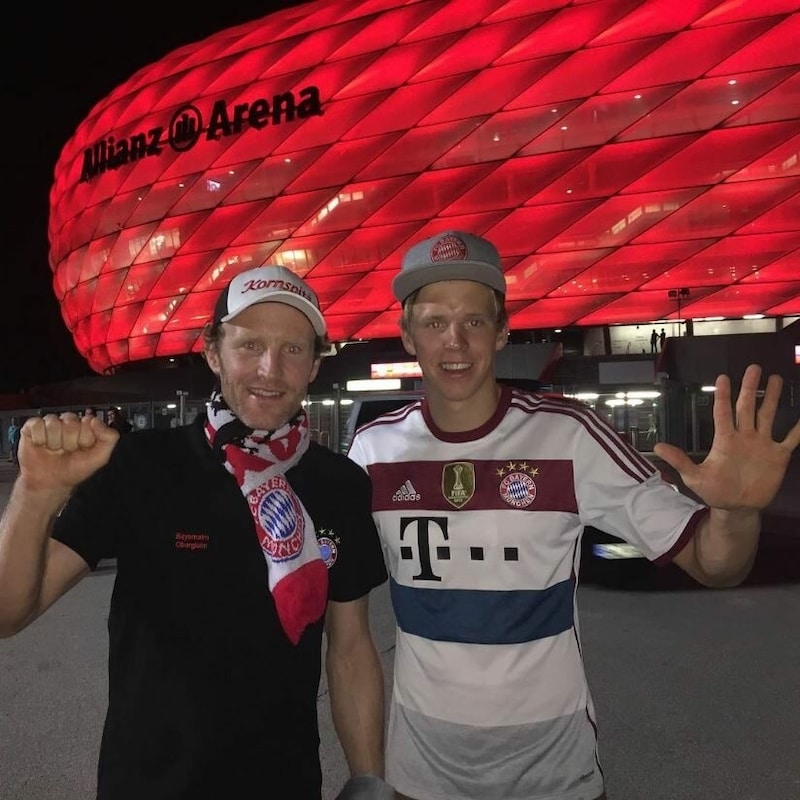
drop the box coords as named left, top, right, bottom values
left=18, top=413, right=120, bottom=495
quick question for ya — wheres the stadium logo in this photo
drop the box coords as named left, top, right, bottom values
left=78, top=85, right=323, bottom=183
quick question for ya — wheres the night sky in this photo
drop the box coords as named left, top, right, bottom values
left=4, top=1, right=300, bottom=393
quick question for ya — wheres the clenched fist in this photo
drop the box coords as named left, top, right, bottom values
left=19, top=413, right=120, bottom=494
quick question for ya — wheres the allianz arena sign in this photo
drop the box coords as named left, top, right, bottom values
left=79, top=86, right=323, bottom=183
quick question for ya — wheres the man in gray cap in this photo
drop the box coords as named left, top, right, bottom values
left=348, top=230, right=800, bottom=800
left=0, top=265, right=393, bottom=800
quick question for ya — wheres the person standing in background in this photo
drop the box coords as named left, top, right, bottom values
left=7, top=418, right=20, bottom=466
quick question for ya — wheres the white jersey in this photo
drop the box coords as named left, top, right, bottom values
left=348, top=385, right=706, bottom=800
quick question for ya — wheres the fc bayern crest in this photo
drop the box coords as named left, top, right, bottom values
left=499, top=472, right=536, bottom=508
left=317, top=536, right=338, bottom=569
left=249, top=475, right=305, bottom=561
left=430, top=233, right=468, bottom=263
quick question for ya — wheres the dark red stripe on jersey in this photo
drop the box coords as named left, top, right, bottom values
left=368, top=459, right=577, bottom=512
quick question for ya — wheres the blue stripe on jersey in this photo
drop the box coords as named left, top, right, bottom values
left=390, top=576, right=575, bottom=645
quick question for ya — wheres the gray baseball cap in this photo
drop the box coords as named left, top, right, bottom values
left=392, top=230, right=506, bottom=303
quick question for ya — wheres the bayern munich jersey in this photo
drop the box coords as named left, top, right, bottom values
left=348, top=385, right=707, bottom=800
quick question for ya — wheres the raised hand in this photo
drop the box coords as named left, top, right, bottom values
left=18, top=413, right=120, bottom=495
left=654, top=364, right=800, bottom=511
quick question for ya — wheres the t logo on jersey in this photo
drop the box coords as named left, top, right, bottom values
left=442, top=462, right=474, bottom=508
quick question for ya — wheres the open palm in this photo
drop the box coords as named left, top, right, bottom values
left=654, top=364, right=800, bottom=511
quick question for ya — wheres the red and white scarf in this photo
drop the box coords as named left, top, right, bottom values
left=204, top=390, right=328, bottom=645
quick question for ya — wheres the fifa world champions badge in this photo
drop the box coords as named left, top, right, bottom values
left=442, top=462, right=475, bottom=509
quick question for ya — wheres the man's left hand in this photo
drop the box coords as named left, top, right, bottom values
left=654, top=364, right=800, bottom=510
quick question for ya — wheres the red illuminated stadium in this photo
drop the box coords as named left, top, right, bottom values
left=48, top=0, right=800, bottom=374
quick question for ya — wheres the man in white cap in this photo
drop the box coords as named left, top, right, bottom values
left=347, top=230, right=800, bottom=800
left=0, top=265, right=393, bottom=800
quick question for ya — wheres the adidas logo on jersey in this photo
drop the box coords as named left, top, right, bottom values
left=392, top=480, right=421, bottom=502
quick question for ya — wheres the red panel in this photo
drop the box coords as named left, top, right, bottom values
left=435, top=103, right=580, bottom=167
left=92, top=271, right=128, bottom=313
left=510, top=295, right=621, bottom=328
left=337, top=36, right=460, bottom=98
left=617, top=70, right=793, bottom=142
left=223, top=151, right=326, bottom=202
left=354, top=309, right=405, bottom=340
left=498, top=0, right=641, bottom=59
left=640, top=233, right=800, bottom=290
left=363, top=165, right=494, bottom=227
left=421, top=61, right=573, bottom=126
left=292, top=177, right=414, bottom=236
left=535, top=138, right=695, bottom=202
left=127, top=335, right=160, bottom=362
left=739, top=189, right=800, bottom=235
left=343, top=75, right=472, bottom=140
left=107, top=303, right=144, bottom=343
left=504, top=249, right=614, bottom=300
left=541, top=189, right=704, bottom=251
left=707, top=14, right=800, bottom=75
left=625, top=122, right=798, bottom=193
left=603, top=19, right=778, bottom=93
left=634, top=179, right=800, bottom=243
left=740, top=248, right=800, bottom=283
left=323, top=270, right=396, bottom=314
left=155, top=329, right=204, bottom=357
left=576, top=286, right=719, bottom=325
left=694, top=0, right=800, bottom=27
left=229, top=189, right=331, bottom=244
left=327, top=312, right=382, bottom=342
left=557, top=240, right=714, bottom=295
left=444, top=150, right=592, bottom=215
left=284, top=134, right=402, bottom=194
left=358, top=118, right=486, bottom=180
left=178, top=204, right=266, bottom=253
left=522, top=86, right=684, bottom=155
left=132, top=213, right=209, bottom=263
left=267, top=232, right=350, bottom=276
left=507, top=40, right=663, bottom=108
left=331, top=3, right=448, bottom=60
left=130, top=296, right=186, bottom=336
left=724, top=70, right=800, bottom=128
left=309, top=222, right=427, bottom=277
left=115, top=262, right=169, bottom=306
left=674, top=282, right=800, bottom=318
left=399, top=0, right=507, bottom=42
left=591, top=0, right=720, bottom=44
left=148, top=254, right=213, bottom=299
left=162, top=292, right=216, bottom=332
left=486, top=201, right=602, bottom=255
left=414, top=14, right=552, bottom=81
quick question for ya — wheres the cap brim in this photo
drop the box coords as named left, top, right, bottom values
left=220, top=292, right=326, bottom=337
left=392, top=261, right=506, bottom=303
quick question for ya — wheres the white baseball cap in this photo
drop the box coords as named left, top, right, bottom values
left=213, top=265, right=326, bottom=336
left=392, top=230, right=506, bottom=303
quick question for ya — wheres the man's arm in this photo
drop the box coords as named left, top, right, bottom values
left=325, top=594, right=386, bottom=781
left=0, top=413, right=118, bottom=636
left=657, top=364, right=800, bottom=587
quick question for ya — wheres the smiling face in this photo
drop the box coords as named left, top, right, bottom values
left=401, top=279, right=508, bottom=432
left=204, top=302, right=321, bottom=431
